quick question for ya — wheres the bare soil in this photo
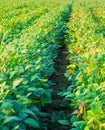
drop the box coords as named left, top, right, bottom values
left=42, top=46, right=72, bottom=130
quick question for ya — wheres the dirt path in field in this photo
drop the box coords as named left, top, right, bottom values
left=42, top=46, right=71, bottom=130
left=48, top=46, right=71, bottom=130
left=42, top=1, right=74, bottom=129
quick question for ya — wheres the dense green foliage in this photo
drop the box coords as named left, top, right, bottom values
left=0, top=0, right=105, bottom=129
left=64, top=0, right=105, bottom=129
left=0, top=0, right=71, bottom=129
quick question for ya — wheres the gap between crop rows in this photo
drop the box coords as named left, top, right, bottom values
left=42, top=1, right=74, bottom=129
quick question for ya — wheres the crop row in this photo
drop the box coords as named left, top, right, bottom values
left=64, top=0, right=105, bottom=129
left=0, top=0, right=71, bottom=129
left=0, top=0, right=62, bottom=44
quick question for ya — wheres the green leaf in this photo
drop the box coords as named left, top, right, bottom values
left=30, top=75, right=39, bottom=82
left=1, top=102, right=13, bottom=111
left=90, top=103, right=99, bottom=113
left=10, top=71, right=17, bottom=79
left=12, top=101, right=22, bottom=113
left=28, top=87, right=37, bottom=92
left=71, top=115, right=78, bottom=123
left=73, top=121, right=86, bottom=129
left=31, top=106, right=39, bottom=113
left=21, top=108, right=36, bottom=117
left=2, top=126, right=9, bottom=130
left=18, top=96, right=32, bottom=104
left=37, top=88, right=45, bottom=95
left=19, top=112, right=28, bottom=119
left=0, top=113, right=4, bottom=121
left=57, top=92, right=65, bottom=96
left=25, top=118, right=40, bottom=128
left=84, top=126, right=90, bottom=130
left=58, top=120, right=70, bottom=126
left=3, top=116, right=21, bottom=124
left=40, top=96, right=45, bottom=106
left=64, top=73, right=72, bottom=80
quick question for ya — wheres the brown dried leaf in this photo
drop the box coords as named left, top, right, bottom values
left=72, top=110, right=79, bottom=115
left=78, top=102, right=84, bottom=115
left=92, top=119, right=95, bottom=129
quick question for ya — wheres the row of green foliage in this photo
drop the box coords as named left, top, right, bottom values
left=0, top=0, right=71, bottom=129
left=0, top=0, right=61, bottom=44
left=64, top=0, right=105, bottom=129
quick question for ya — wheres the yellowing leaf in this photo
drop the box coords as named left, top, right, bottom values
left=40, top=79, right=48, bottom=82
left=36, top=64, right=41, bottom=70
left=13, top=78, right=23, bottom=88
left=14, top=125, right=19, bottom=130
